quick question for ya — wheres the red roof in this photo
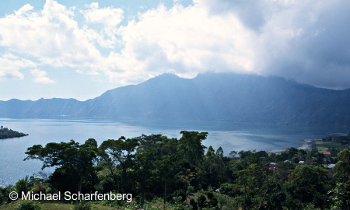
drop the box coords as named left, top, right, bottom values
left=323, top=151, right=331, bottom=155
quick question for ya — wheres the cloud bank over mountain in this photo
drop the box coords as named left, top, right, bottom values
left=0, top=0, right=350, bottom=99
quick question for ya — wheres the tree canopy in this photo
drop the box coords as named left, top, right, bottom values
left=11, top=131, right=350, bottom=209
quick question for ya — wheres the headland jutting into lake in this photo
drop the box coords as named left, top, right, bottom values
left=0, top=125, right=28, bottom=139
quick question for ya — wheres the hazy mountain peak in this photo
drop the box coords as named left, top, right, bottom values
left=145, top=73, right=182, bottom=83
left=1, top=73, right=350, bottom=127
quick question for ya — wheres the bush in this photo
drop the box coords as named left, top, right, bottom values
left=186, top=185, right=195, bottom=195
left=197, top=194, right=207, bottom=208
left=208, top=197, right=218, bottom=208
left=219, top=183, right=244, bottom=197
left=15, top=200, right=41, bottom=210
left=16, top=176, right=32, bottom=194
left=0, top=185, right=16, bottom=204
left=74, top=202, right=91, bottom=210
left=206, top=191, right=214, bottom=200
left=190, top=198, right=198, bottom=210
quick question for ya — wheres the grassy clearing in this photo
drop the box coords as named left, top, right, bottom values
left=0, top=200, right=121, bottom=210
left=0, top=191, right=237, bottom=210
left=315, top=141, right=350, bottom=153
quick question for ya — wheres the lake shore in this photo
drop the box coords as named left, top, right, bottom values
left=270, top=138, right=320, bottom=153
left=298, top=138, right=320, bottom=150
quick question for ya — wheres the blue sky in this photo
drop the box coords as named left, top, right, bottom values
left=1, top=0, right=350, bottom=101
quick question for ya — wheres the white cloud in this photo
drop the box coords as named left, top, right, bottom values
left=80, top=2, right=124, bottom=48
left=31, top=69, right=55, bottom=84
left=109, top=0, right=350, bottom=89
left=0, top=53, right=36, bottom=80
left=107, top=3, right=259, bottom=82
left=0, top=0, right=102, bottom=69
left=14, top=4, right=34, bottom=16
left=1, top=0, right=350, bottom=90
left=83, top=2, right=123, bottom=27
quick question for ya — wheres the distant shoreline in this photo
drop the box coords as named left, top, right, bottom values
left=298, top=138, right=319, bottom=150
left=0, top=126, right=28, bottom=139
left=269, top=138, right=319, bottom=153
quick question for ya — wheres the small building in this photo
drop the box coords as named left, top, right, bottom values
left=326, top=164, right=335, bottom=169
left=323, top=151, right=331, bottom=157
left=326, top=164, right=336, bottom=180
left=268, top=162, right=276, bottom=170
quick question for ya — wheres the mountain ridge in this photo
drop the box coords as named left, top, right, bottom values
left=1, top=73, right=350, bottom=127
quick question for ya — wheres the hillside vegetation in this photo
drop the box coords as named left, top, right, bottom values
left=0, top=127, right=27, bottom=139
left=1, top=73, right=350, bottom=127
left=1, top=131, right=350, bottom=209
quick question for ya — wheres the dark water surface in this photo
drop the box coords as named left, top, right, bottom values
left=0, top=118, right=347, bottom=186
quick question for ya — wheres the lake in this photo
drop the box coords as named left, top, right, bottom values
left=0, top=118, right=347, bottom=186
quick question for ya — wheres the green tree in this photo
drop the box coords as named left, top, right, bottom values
left=306, top=147, right=323, bottom=164
left=329, top=180, right=350, bottom=209
left=15, top=176, right=32, bottom=194
left=199, top=146, right=230, bottom=190
left=178, top=131, right=208, bottom=167
left=206, top=146, right=215, bottom=157
left=24, top=138, right=98, bottom=192
left=197, top=194, right=207, bottom=209
left=133, top=135, right=161, bottom=204
left=334, top=149, right=350, bottom=182
left=0, top=185, right=16, bottom=204
left=234, top=164, right=266, bottom=209
left=286, top=164, right=329, bottom=209
left=99, top=136, right=139, bottom=193
left=216, top=146, right=224, bottom=158
left=133, top=134, right=183, bottom=206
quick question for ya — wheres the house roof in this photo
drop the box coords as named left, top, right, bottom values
left=323, top=151, right=331, bottom=155
left=327, top=164, right=335, bottom=169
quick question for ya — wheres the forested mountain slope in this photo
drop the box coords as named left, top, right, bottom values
left=1, top=73, right=350, bottom=127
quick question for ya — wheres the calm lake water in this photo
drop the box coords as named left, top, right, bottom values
left=0, top=118, right=347, bottom=186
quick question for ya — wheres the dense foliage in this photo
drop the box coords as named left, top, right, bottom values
left=0, top=127, right=27, bottom=139
left=2, top=131, right=350, bottom=209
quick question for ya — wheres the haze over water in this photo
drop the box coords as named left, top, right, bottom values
left=0, top=118, right=347, bottom=186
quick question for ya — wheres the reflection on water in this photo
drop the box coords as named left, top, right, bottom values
left=0, top=118, right=347, bottom=186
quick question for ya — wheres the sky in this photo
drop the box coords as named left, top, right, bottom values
left=1, top=0, right=350, bottom=101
